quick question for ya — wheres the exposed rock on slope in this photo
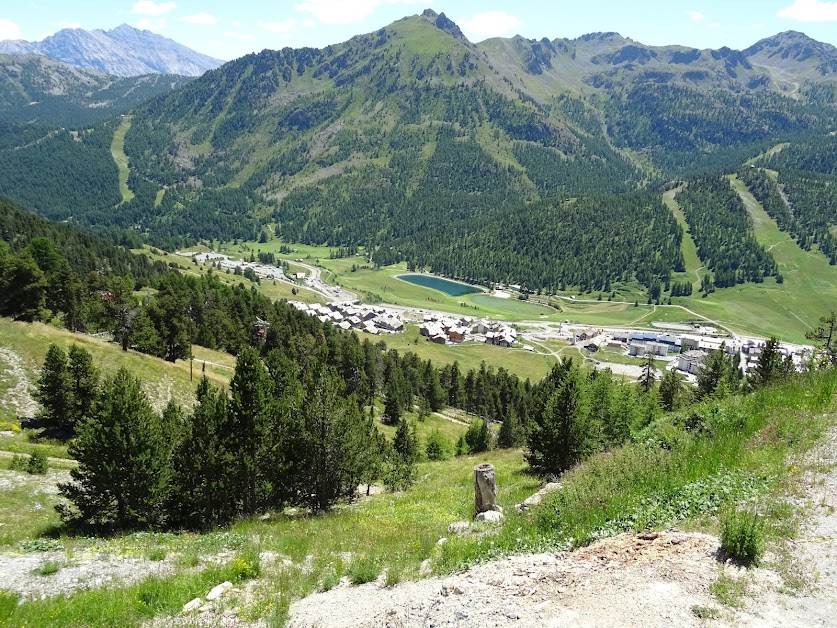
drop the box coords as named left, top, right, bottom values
left=0, top=24, right=223, bottom=77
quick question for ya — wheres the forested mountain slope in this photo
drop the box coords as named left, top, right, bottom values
left=0, top=54, right=192, bottom=127
left=0, top=9, right=835, bottom=294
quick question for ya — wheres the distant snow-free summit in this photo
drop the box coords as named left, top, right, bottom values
left=0, top=24, right=224, bottom=77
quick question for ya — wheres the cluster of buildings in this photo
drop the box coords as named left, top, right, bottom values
left=419, top=314, right=519, bottom=348
left=569, top=326, right=808, bottom=378
left=180, top=252, right=289, bottom=281
left=288, top=300, right=404, bottom=335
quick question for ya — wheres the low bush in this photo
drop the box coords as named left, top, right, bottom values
left=26, top=450, right=49, bottom=475
left=347, top=554, right=380, bottom=584
left=721, top=509, right=765, bottom=565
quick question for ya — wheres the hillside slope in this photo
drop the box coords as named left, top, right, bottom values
left=0, top=54, right=192, bottom=127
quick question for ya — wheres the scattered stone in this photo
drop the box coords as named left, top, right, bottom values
left=199, top=603, right=213, bottom=613
left=206, top=580, right=233, bottom=601
left=515, top=482, right=562, bottom=512
left=447, top=521, right=471, bottom=535
left=475, top=510, right=504, bottom=524
left=182, top=597, right=202, bottom=613
left=436, top=537, right=448, bottom=546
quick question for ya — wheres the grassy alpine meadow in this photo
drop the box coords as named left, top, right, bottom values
left=434, top=368, right=837, bottom=575
left=360, top=325, right=556, bottom=383
left=0, top=318, right=231, bottom=429
left=1, top=450, right=538, bottom=627
left=673, top=176, right=837, bottom=344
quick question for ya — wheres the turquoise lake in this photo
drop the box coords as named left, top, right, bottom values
left=397, top=274, right=482, bottom=297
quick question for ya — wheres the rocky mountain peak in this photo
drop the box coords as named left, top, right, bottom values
left=0, top=25, right=223, bottom=77
left=432, top=12, right=469, bottom=44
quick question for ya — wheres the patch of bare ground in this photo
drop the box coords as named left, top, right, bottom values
left=287, top=426, right=837, bottom=628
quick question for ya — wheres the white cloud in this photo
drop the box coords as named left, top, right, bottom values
left=223, top=31, right=255, bottom=41
left=258, top=18, right=297, bottom=34
left=131, top=1, right=176, bottom=17
left=180, top=13, right=220, bottom=25
left=295, top=0, right=425, bottom=25
left=778, top=0, right=837, bottom=21
left=0, top=18, right=22, bottom=40
left=459, top=11, right=521, bottom=40
left=137, top=17, right=167, bottom=31
left=231, top=20, right=241, bottom=27
left=689, top=11, right=705, bottom=21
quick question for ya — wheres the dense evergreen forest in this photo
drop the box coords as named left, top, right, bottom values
left=1, top=12, right=836, bottom=296
left=676, top=177, right=778, bottom=288
left=0, top=196, right=166, bottom=327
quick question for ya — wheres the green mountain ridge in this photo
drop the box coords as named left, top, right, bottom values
left=0, top=10, right=835, bottom=294
left=0, top=54, right=193, bottom=127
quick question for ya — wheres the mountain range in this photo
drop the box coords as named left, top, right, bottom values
left=0, top=54, right=193, bottom=127
left=0, top=24, right=223, bottom=77
left=0, top=9, right=835, bottom=295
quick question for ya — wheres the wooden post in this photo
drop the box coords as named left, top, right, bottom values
left=474, top=463, right=497, bottom=515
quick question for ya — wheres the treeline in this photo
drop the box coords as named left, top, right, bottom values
left=676, top=177, right=777, bottom=288
left=44, top=344, right=663, bottom=531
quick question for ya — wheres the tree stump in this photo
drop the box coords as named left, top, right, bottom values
left=474, top=463, right=498, bottom=515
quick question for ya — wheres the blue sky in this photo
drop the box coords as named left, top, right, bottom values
left=2, top=1, right=837, bottom=61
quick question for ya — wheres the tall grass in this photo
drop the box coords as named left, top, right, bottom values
left=435, top=369, right=836, bottom=572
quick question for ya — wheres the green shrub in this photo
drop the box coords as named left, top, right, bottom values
left=33, top=560, right=61, bottom=576
left=347, top=554, right=380, bottom=584
left=721, top=509, right=765, bottom=565
left=425, top=429, right=451, bottom=461
left=8, top=454, right=27, bottom=471
left=147, top=548, right=167, bottom=562
left=26, top=450, right=49, bottom=475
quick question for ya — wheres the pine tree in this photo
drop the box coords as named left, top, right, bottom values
left=659, top=369, right=685, bottom=411
left=526, top=363, right=593, bottom=475
left=67, top=344, right=99, bottom=431
left=425, top=428, right=451, bottom=460
left=170, top=379, right=237, bottom=529
left=382, top=376, right=402, bottom=426
left=806, top=310, right=837, bottom=366
left=696, top=344, right=736, bottom=400
left=387, top=416, right=419, bottom=491
left=229, top=346, right=272, bottom=515
left=751, top=337, right=784, bottom=388
left=59, top=368, right=172, bottom=529
left=34, top=344, right=71, bottom=431
left=465, top=418, right=492, bottom=453
left=497, top=411, right=523, bottom=448
left=639, top=353, right=657, bottom=393
left=0, top=249, right=47, bottom=321
left=298, top=365, right=367, bottom=511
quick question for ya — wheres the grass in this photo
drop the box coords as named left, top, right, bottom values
left=5, top=449, right=538, bottom=625
left=433, top=368, right=837, bottom=573
left=675, top=176, right=837, bottom=344
left=110, top=116, right=135, bottom=205
left=0, top=468, right=64, bottom=547
left=0, top=319, right=231, bottom=423
left=3, top=546, right=262, bottom=627
left=363, top=325, right=556, bottom=382
left=3, top=366, right=835, bottom=624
